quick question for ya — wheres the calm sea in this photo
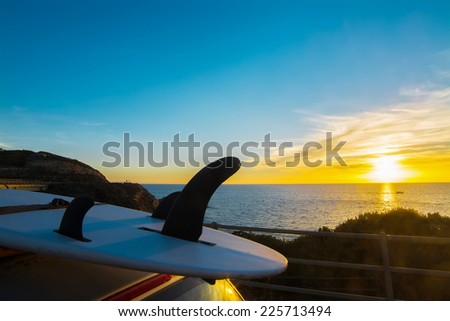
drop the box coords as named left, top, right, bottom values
left=143, top=183, right=450, bottom=231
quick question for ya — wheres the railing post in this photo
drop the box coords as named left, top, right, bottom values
left=380, top=232, right=394, bottom=300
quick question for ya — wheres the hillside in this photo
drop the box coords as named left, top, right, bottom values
left=0, top=150, right=158, bottom=212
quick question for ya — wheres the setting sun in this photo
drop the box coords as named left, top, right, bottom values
left=367, top=155, right=410, bottom=183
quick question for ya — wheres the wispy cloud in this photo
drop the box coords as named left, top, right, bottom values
left=399, top=85, right=450, bottom=100
left=437, top=48, right=450, bottom=58
left=9, top=107, right=106, bottom=128
left=78, top=121, right=106, bottom=127
left=276, top=85, right=450, bottom=175
left=436, top=70, right=450, bottom=80
left=0, top=141, right=11, bottom=148
left=2, top=108, right=108, bottom=150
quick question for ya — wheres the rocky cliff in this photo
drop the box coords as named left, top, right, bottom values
left=0, top=150, right=108, bottom=183
left=0, top=150, right=159, bottom=212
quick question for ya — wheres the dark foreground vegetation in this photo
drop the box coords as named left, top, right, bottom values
left=233, top=208, right=450, bottom=300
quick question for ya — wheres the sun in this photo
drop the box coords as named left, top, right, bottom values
left=367, top=155, right=409, bottom=183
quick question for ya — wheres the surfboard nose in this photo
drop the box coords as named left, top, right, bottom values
left=161, top=157, right=240, bottom=242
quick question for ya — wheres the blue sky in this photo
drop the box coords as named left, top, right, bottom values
left=1, top=1, right=449, bottom=183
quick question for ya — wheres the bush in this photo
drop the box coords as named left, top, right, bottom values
left=234, top=208, right=450, bottom=300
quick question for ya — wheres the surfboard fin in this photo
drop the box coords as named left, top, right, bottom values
left=55, top=196, right=94, bottom=242
left=161, top=157, right=240, bottom=242
left=152, top=191, right=181, bottom=220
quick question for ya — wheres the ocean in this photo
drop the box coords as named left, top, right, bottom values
left=143, top=183, right=450, bottom=231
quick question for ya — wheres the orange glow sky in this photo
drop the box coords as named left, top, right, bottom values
left=101, top=88, right=450, bottom=184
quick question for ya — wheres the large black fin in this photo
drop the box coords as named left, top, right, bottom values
left=161, top=157, right=240, bottom=242
left=55, top=196, right=94, bottom=242
left=152, top=191, right=181, bottom=220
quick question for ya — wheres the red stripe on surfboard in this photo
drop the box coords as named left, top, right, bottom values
left=103, top=274, right=172, bottom=301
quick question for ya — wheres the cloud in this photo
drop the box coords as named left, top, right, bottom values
left=399, top=85, right=450, bottom=100
left=0, top=141, right=11, bottom=148
left=8, top=107, right=106, bottom=128
left=277, top=86, right=450, bottom=171
left=437, top=48, right=450, bottom=58
left=436, top=70, right=450, bottom=80
left=78, top=121, right=106, bottom=127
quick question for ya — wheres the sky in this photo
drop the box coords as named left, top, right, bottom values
left=1, top=0, right=449, bottom=184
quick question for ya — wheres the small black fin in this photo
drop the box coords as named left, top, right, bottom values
left=55, top=196, right=94, bottom=242
left=162, top=157, right=240, bottom=242
left=152, top=191, right=181, bottom=220
left=50, top=198, right=70, bottom=207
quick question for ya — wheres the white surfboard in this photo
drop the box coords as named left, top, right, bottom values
left=0, top=189, right=287, bottom=279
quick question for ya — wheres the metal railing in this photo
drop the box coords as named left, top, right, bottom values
left=205, top=223, right=450, bottom=300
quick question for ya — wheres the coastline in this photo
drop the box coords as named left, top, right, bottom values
left=144, top=183, right=450, bottom=231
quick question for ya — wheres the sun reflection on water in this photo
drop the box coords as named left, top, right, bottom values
left=379, top=183, right=399, bottom=209
left=150, top=183, right=450, bottom=231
